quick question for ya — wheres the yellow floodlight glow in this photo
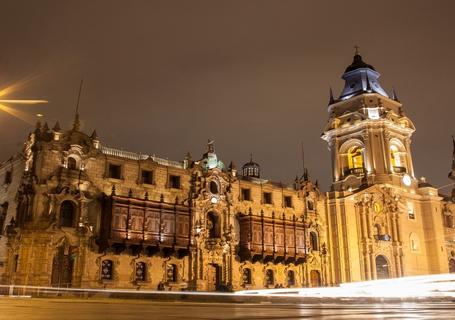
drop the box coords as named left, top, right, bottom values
left=0, top=99, right=48, bottom=104
left=0, top=76, right=48, bottom=123
left=0, top=103, right=36, bottom=124
left=235, top=273, right=455, bottom=299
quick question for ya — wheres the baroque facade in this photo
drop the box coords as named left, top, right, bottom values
left=0, top=53, right=454, bottom=291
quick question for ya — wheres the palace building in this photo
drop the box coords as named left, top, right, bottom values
left=0, top=53, right=454, bottom=291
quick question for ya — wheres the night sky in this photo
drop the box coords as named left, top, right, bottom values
left=0, top=0, right=454, bottom=191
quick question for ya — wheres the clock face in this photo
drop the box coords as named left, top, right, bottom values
left=367, top=108, right=380, bottom=120
left=402, top=174, right=412, bottom=186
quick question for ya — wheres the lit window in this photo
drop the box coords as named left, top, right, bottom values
left=390, top=145, right=401, bottom=167
left=408, top=203, right=415, bottom=220
left=348, top=146, right=363, bottom=169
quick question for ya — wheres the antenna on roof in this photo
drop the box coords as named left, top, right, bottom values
left=73, top=79, right=83, bottom=131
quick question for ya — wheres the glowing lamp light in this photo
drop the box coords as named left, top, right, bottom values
left=210, top=196, right=218, bottom=204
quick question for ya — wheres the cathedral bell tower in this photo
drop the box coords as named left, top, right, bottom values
left=322, top=50, right=416, bottom=191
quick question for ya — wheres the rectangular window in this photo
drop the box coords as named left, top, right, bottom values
left=408, top=203, right=415, bottom=220
left=108, top=164, right=122, bottom=179
left=141, top=170, right=154, bottom=184
left=241, top=188, right=251, bottom=201
left=169, top=175, right=181, bottom=189
left=4, top=171, right=12, bottom=184
left=263, top=192, right=272, bottom=204
left=284, top=196, right=293, bottom=208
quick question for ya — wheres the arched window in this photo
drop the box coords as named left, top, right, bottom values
left=207, top=211, right=221, bottom=238
left=307, top=200, right=314, bottom=211
left=60, top=201, right=75, bottom=227
left=310, top=231, right=318, bottom=251
left=242, top=268, right=252, bottom=285
left=409, top=233, right=420, bottom=252
left=390, top=140, right=407, bottom=173
left=375, top=255, right=389, bottom=279
left=209, top=181, right=219, bottom=194
left=265, top=269, right=274, bottom=286
left=167, top=264, right=177, bottom=282
left=347, top=146, right=363, bottom=169
left=287, top=270, right=295, bottom=286
left=390, top=145, right=401, bottom=167
left=135, top=262, right=146, bottom=282
left=67, top=157, right=77, bottom=170
left=449, top=259, right=455, bottom=273
left=101, top=259, right=113, bottom=280
left=0, top=202, right=8, bottom=235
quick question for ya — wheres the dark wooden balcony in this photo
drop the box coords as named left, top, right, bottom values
left=237, top=213, right=307, bottom=265
left=98, top=194, right=191, bottom=255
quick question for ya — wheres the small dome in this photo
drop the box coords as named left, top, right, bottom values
left=242, top=155, right=260, bottom=178
left=344, top=53, right=375, bottom=73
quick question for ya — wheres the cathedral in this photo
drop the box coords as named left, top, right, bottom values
left=0, top=52, right=454, bottom=291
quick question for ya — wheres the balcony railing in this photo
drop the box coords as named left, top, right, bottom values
left=344, top=167, right=365, bottom=176
left=393, top=166, right=407, bottom=174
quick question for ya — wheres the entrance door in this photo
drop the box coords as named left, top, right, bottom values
left=375, top=255, right=390, bottom=279
left=207, top=264, right=221, bottom=291
left=51, top=246, right=74, bottom=287
left=310, top=270, right=321, bottom=287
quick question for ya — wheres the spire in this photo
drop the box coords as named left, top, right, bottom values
left=329, top=87, right=335, bottom=104
left=53, top=121, right=61, bottom=132
left=42, top=122, right=49, bottom=132
left=90, top=130, right=98, bottom=140
left=392, top=87, right=400, bottom=102
left=73, top=80, right=83, bottom=131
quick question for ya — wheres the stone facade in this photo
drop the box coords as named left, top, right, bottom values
left=0, top=53, right=454, bottom=291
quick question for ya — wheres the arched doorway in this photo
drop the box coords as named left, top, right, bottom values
left=51, top=245, right=75, bottom=287
left=207, top=264, right=221, bottom=291
left=449, top=259, right=455, bottom=273
left=310, top=270, right=321, bottom=287
left=375, top=255, right=390, bottom=279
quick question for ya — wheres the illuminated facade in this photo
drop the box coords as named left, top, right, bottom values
left=0, top=53, right=454, bottom=291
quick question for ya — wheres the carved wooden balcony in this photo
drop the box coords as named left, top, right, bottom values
left=237, top=213, right=307, bottom=265
left=98, top=194, right=191, bottom=255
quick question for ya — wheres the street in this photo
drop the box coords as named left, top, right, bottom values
left=1, top=297, right=455, bottom=319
